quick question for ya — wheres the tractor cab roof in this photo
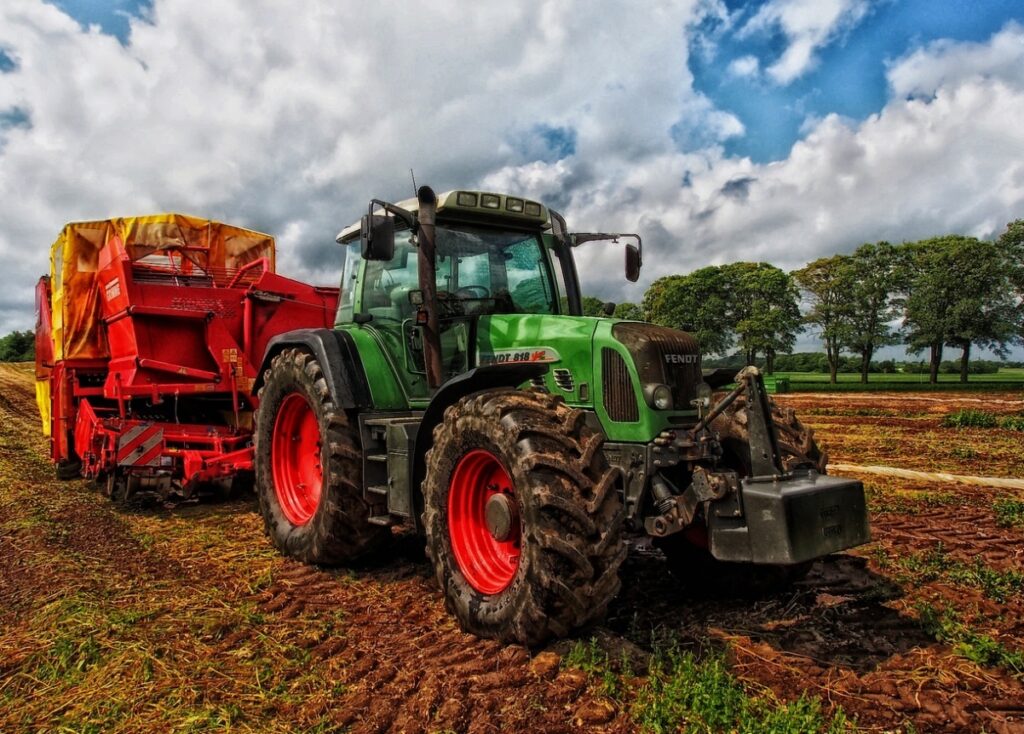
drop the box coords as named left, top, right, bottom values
left=336, top=190, right=551, bottom=244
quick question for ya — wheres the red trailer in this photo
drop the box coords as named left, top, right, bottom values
left=35, top=214, right=338, bottom=499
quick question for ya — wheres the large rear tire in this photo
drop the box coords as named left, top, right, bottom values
left=423, top=389, right=626, bottom=645
left=254, top=348, right=386, bottom=565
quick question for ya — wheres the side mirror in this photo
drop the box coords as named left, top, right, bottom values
left=625, top=243, right=641, bottom=282
left=361, top=214, right=395, bottom=261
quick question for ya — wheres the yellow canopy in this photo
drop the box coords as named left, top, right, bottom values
left=49, top=214, right=275, bottom=361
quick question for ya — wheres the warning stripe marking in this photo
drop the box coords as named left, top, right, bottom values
left=117, top=424, right=149, bottom=452
left=117, top=425, right=164, bottom=466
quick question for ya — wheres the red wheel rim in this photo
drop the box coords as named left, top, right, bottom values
left=271, top=393, right=323, bottom=526
left=448, top=449, right=521, bottom=595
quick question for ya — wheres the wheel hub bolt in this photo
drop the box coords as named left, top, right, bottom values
left=484, top=493, right=516, bottom=542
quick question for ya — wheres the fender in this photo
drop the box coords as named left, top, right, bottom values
left=408, top=363, right=549, bottom=529
left=253, top=328, right=371, bottom=409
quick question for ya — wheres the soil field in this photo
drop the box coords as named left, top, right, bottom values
left=2, top=362, right=1024, bottom=733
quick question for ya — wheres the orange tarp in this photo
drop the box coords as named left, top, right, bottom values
left=49, top=214, right=275, bottom=362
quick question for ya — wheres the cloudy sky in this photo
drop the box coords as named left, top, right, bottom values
left=1, top=0, right=1023, bottom=356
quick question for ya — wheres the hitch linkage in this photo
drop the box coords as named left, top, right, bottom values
left=645, top=366, right=781, bottom=537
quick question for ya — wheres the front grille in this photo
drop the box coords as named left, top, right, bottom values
left=612, top=323, right=701, bottom=413
left=602, top=348, right=639, bottom=422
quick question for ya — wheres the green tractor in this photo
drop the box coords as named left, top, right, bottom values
left=253, top=186, right=870, bottom=645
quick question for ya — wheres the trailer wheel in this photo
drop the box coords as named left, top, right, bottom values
left=423, top=388, right=626, bottom=645
left=100, top=471, right=128, bottom=503
left=255, top=348, right=386, bottom=565
left=56, top=458, right=82, bottom=481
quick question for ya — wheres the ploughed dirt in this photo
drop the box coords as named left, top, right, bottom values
left=2, top=362, right=1023, bottom=733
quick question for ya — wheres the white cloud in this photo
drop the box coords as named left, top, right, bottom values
left=487, top=23, right=1024, bottom=307
left=0, top=0, right=1022, bottom=365
left=726, top=54, right=760, bottom=78
left=0, top=0, right=727, bottom=331
left=887, top=20, right=1024, bottom=98
left=739, top=0, right=871, bottom=84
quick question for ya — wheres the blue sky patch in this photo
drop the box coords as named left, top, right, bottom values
left=0, top=108, right=30, bottom=130
left=536, top=124, right=577, bottom=160
left=691, top=0, right=1024, bottom=163
left=513, top=124, right=577, bottom=163
left=0, top=49, right=15, bottom=73
left=46, top=0, right=152, bottom=44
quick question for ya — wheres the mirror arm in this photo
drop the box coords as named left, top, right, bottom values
left=571, top=232, right=642, bottom=261
left=368, top=199, right=418, bottom=232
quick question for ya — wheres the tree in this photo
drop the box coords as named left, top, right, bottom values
left=581, top=296, right=607, bottom=317
left=942, top=238, right=1021, bottom=382
left=643, top=268, right=734, bottom=356
left=613, top=302, right=643, bottom=321
left=997, top=218, right=1024, bottom=256
left=997, top=219, right=1024, bottom=324
left=0, top=330, right=35, bottom=362
left=899, top=236, right=1022, bottom=383
left=724, top=262, right=801, bottom=373
left=843, top=242, right=899, bottom=384
left=793, top=255, right=854, bottom=384
left=899, top=237, right=961, bottom=383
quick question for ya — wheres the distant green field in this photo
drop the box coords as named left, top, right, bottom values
left=770, top=368, right=1024, bottom=392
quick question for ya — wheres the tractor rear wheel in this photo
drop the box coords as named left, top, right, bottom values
left=423, top=388, right=626, bottom=645
left=255, top=348, right=386, bottom=565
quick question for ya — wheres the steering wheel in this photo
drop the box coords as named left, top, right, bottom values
left=454, top=285, right=490, bottom=299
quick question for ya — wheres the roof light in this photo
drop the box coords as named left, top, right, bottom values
left=524, top=202, right=542, bottom=217
left=456, top=191, right=478, bottom=207
left=506, top=197, right=524, bottom=213
left=481, top=194, right=501, bottom=209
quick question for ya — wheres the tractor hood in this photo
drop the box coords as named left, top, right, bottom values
left=474, top=314, right=704, bottom=442
left=475, top=313, right=598, bottom=381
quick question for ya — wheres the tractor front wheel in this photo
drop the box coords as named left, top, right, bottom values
left=254, top=348, right=386, bottom=565
left=423, top=389, right=626, bottom=645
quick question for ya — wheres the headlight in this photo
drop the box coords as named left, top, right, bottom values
left=645, top=383, right=673, bottom=410
left=695, top=381, right=712, bottom=408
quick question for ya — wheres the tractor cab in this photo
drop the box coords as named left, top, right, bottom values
left=335, top=189, right=640, bottom=404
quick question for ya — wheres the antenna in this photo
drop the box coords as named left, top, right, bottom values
left=410, top=168, right=417, bottom=196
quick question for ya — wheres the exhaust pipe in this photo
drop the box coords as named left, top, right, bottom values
left=416, top=186, right=444, bottom=389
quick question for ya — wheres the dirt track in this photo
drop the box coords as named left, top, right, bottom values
left=2, top=362, right=1023, bottom=733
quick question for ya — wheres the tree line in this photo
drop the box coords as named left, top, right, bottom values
left=607, top=219, right=1024, bottom=384
left=0, top=330, right=34, bottom=362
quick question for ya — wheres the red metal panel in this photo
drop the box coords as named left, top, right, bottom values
left=42, top=215, right=338, bottom=490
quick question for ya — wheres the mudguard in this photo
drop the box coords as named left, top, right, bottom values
left=254, top=328, right=371, bottom=409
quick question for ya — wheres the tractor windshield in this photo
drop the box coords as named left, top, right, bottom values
left=360, top=224, right=560, bottom=321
